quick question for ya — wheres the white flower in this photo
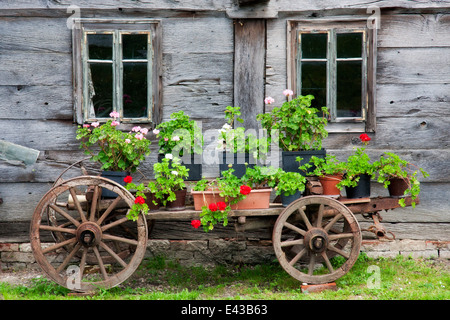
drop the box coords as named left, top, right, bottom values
left=283, top=89, right=294, bottom=97
left=165, top=154, right=173, bottom=160
left=172, top=135, right=180, bottom=141
left=153, top=129, right=160, bottom=135
left=125, top=139, right=131, bottom=144
left=222, top=123, right=232, bottom=130
left=171, top=171, right=178, bottom=176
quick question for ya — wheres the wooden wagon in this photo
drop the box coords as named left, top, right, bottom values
left=29, top=160, right=416, bottom=293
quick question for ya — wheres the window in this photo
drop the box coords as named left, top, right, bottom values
left=72, top=19, right=161, bottom=124
left=289, top=20, right=377, bottom=132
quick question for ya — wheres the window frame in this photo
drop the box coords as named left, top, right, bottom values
left=288, top=19, right=377, bottom=133
left=72, top=19, right=162, bottom=125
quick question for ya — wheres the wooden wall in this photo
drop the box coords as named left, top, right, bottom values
left=0, top=1, right=449, bottom=243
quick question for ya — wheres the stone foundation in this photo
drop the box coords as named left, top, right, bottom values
left=1, top=239, right=449, bottom=271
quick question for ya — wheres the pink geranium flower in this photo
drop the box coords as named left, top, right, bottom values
left=264, top=96, right=275, bottom=105
left=111, top=120, right=120, bottom=126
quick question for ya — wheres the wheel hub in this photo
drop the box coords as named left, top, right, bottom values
left=304, top=228, right=329, bottom=253
left=76, top=222, right=102, bottom=247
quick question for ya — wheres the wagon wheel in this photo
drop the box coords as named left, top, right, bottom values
left=273, top=196, right=361, bottom=284
left=30, top=176, right=148, bottom=292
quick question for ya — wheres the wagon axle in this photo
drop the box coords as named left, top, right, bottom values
left=76, top=222, right=102, bottom=247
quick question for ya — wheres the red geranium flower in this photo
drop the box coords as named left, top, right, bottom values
left=240, top=185, right=252, bottom=195
left=191, top=220, right=201, bottom=229
left=359, top=133, right=371, bottom=142
left=208, top=203, right=218, bottom=212
left=134, top=196, right=145, bottom=205
left=124, top=175, right=133, bottom=184
left=216, top=201, right=227, bottom=211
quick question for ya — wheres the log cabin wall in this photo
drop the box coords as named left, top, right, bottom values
left=0, top=1, right=449, bottom=243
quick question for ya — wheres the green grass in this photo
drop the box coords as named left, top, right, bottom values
left=0, top=254, right=448, bottom=300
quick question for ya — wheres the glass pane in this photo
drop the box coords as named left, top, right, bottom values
left=336, top=60, right=362, bottom=117
left=122, top=34, right=148, bottom=60
left=87, top=34, right=113, bottom=60
left=301, top=33, right=327, bottom=59
left=337, top=33, right=363, bottom=58
left=123, top=62, right=148, bottom=118
left=301, top=61, right=327, bottom=109
left=88, top=63, right=113, bottom=117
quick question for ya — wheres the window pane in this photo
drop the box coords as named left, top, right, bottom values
left=88, top=63, right=113, bottom=117
left=301, top=61, right=327, bottom=109
left=123, top=62, right=148, bottom=118
left=122, top=34, right=148, bottom=60
left=337, top=33, right=363, bottom=58
left=301, top=33, right=327, bottom=59
left=87, top=34, right=113, bottom=60
left=336, top=60, right=362, bottom=117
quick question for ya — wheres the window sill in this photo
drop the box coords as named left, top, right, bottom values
left=326, top=122, right=366, bottom=133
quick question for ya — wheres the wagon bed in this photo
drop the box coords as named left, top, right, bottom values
left=29, top=169, right=417, bottom=293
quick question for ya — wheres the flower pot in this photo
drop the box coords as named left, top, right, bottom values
left=388, top=177, right=409, bottom=197
left=280, top=191, right=302, bottom=207
left=219, top=152, right=256, bottom=178
left=144, top=192, right=161, bottom=210
left=158, top=153, right=202, bottom=181
left=100, top=171, right=129, bottom=198
left=319, top=174, right=343, bottom=198
left=345, top=174, right=371, bottom=199
left=191, top=188, right=272, bottom=210
left=282, top=149, right=327, bottom=174
left=166, top=189, right=187, bottom=211
left=230, top=188, right=272, bottom=210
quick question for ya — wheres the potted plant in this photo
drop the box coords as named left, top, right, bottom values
left=76, top=111, right=151, bottom=197
left=338, top=134, right=376, bottom=199
left=274, top=170, right=307, bottom=207
left=374, top=152, right=429, bottom=207
left=154, top=111, right=203, bottom=180
left=300, top=155, right=346, bottom=198
left=257, top=91, right=329, bottom=173
left=217, top=106, right=265, bottom=178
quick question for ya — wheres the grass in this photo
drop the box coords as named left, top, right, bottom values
left=0, top=254, right=448, bottom=300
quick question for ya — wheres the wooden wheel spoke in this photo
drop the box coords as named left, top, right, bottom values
left=57, top=243, right=82, bottom=273
left=69, top=187, right=87, bottom=223
left=280, top=239, right=304, bottom=248
left=327, top=244, right=350, bottom=259
left=93, top=246, right=108, bottom=280
left=289, top=247, right=307, bottom=266
left=97, top=196, right=122, bottom=225
left=49, top=204, right=80, bottom=227
left=99, top=241, right=128, bottom=268
left=283, top=221, right=306, bottom=236
left=42, top=237, right=77, bottom=254
left=308, top=254, right=316, bottom=276
left=39, top=224, right=77, bottom=235
left=79, top=248, right=87, bottom=279
left=89, top=186, right=100, bottom=221
left=321, top=251, right=334, bottom=273
left=102, top=234, right=138, bottom=246
left=101, top=216, right=129, bottom=232
left=316, top=204, right=324, bottom=227
left=323, top=213, right=343, bottom=232
left=297, top=208, right=312, bottom=230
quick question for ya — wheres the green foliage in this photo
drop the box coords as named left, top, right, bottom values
left=155, top=111, right=203, bottom=155
left=337, top=147, right=376, bottom=189
left=257, top=95, right=329, bottom=151
left=373, top=152, right=429, bottom=207
left=76, top=119, right=151, bottom=173
left=300, top=155, right=346, bottom=177
left=274, top=171, right=306, bottom=196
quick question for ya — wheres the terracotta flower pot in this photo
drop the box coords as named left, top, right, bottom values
left=319, top=174, right=343, bottom=198
left=191, top=188, right=272, bottom=211
left=388, top=177, right=409, bottom=197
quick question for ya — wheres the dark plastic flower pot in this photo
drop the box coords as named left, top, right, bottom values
left=166, top=189, right=187, bottom=211
left=101, top=171, right=129, bottom=198
left=345, top=174, right=371, bottom=199
left=219, top=152, right=256, bottom=178
left=282, top=149, right=327, bottom=174
left=280, top=191, right=302, bottom=207
left=158, top=153, right=202, bottom=181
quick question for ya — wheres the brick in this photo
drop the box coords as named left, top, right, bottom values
left=301, top=282, right=337, bottom=293
left=0, top=243, right=19, bottom=252
left=1, top=252, right=35, bottom=263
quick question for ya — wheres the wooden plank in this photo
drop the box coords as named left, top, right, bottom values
left=234, top=19, right=266, bottom=131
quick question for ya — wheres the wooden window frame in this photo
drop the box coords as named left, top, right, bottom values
left=288, top=19, right=377, bottom=133
left=72, top=19, right=162, bottom=125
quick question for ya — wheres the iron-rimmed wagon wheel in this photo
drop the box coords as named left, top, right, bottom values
left=273, top=196, right=361, bottom=284
left=30, top=176, right=147, bottom=292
